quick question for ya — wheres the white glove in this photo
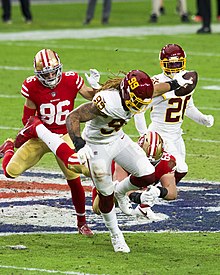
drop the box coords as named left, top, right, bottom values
left=77, top=144, right=94, bottom=166
left=202, top=115, right=214, bottom=127
left=85, top=69, right=101, bottom=89
left=174, top=71, right=193, bottom=87
left=140, top=185, right=160, bottom=207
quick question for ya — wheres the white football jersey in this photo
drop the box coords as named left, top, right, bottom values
left=149, top=72, right=194, bottom=136
left=82, top=89, right=133, bottom=144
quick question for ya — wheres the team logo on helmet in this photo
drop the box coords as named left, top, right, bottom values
left=120, top=70, right=153, bottom=114
left=138, top=131, right=164, bottom=163
left=34, top=49, right=63, bottom=89
left=159, top=44, right=186, bottom=78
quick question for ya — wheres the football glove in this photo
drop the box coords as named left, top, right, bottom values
left=77, top=144, right=94, bottom=166
left=85, top=69, right=101, bottom=89
left=140, top=185, right=160, bottom=207
left=174, top=71, right=193, bottom=87
left=202, top=114, right=214, bottom=127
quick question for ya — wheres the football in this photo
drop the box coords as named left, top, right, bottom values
left=175, top=71, right=198, bottom=96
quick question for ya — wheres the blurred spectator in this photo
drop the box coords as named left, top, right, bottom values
left=217, top=0, right=220, bottom=21
left=197, top=0, right=211, bottom=33
left=193, top=0, right=220, bottom=23
left=149, top=0, right=189, bottom=23
left=1, top=0, right=32, bottom=24
left=83, top=0, right=111, bottom=25
left=192, top=0, right=202, bottom=22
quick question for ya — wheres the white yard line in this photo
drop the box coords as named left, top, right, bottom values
left=0, top=265, right=101, bottom=275
left=1, top=24, right=220, bottom=41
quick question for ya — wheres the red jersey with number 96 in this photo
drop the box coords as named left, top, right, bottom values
left=21, top=71, right=84, bottom=134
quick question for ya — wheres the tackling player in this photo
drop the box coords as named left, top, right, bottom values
left=134, top=43, right=214, bottom=185
left=0, top=49, right=97, bottom=236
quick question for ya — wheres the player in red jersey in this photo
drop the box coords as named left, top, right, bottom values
left=0, top=49, right=97, bottom=236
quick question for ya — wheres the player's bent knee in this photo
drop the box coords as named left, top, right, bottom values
left=91, top=159, right=107, bottom=181
left=6, top=162, right=22, bottom=178
left=98, top=192, right=114, bottom=213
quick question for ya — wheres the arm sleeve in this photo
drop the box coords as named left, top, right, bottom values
left=134, top=112, right=148, bottom=136
left=22, top=105, right=36, bottom=125
left=185, top=97, right=212, bottom=126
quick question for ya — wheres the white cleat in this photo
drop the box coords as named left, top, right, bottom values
left=133, top=204, right=160, bottom=221
left=111, top=232, right=130, bottom=253
left=114, top=191, right=133, bottom=215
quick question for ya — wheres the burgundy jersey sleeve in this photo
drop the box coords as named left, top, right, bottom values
left=155, top=152, right=176, bottom=182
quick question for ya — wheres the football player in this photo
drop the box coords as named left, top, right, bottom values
left=0, top=49, right=98, bottom=236
left=64, top=69, right=192, bottom=253
left=92, top=131, right=177, bottom=220
left=134, top=43, right=214, bottom=185
left=12, top=69, right=192, bottom=253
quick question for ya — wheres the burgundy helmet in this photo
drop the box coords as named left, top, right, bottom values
left=159, top=44, right=186, bottom=78
left=120, top=70, right=153, bottom=114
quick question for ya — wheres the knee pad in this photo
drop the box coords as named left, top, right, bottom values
left=90, top=160, right=114, bottom=196
left=91, top=159, right=107, bottom=180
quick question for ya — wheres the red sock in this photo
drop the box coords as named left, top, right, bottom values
left=2, top=151, right=14, bottom=178
left=56, top=143, right=75, bottom=166
left=67, top=177, right=86, bottom=227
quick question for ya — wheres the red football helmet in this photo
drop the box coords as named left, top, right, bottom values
left=138, top=131, right=164, bottom=163
left=159, top=44, right=186, bottom=78
left=34, top=49, right=63, bottom=89
left=120, top=70, right=153, bottom=114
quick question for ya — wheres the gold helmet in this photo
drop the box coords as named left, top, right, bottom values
left=159, top=44, right=186, bottom=78
left=34, top=49, right=62, bottom=89
left=138, top=131, right=164, bottom=163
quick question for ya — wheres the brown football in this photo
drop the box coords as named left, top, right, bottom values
left=175, top=71, right=198, bottom=96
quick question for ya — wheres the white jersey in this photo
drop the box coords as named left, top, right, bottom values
left=82, top=89, right=133, bottom=144
left=149, top=72, right=194, bottom=136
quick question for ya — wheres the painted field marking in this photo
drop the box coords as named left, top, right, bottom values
left=0, top=265, right=103, bottom=275
left=0, top=170, right=219, bottom=234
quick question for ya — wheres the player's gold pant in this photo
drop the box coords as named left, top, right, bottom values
left=6, top=134, right=84, bottom=180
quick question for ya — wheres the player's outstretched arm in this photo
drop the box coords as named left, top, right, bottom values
left=153, top=71, right=193, bottom=97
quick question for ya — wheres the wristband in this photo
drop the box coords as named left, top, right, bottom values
left=167, top=79, right=180, bottom=91
left=129, top=192, right=141, bottom=204
left=73, top=136, right=86, bottom=152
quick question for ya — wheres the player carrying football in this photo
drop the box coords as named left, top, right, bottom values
left=134, top=43, right=214, bottom=185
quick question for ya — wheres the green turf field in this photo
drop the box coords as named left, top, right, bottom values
left=0, top=1, right=220, bottom=274
left=0, top=232, right=219, bottom=275
left=0, top=0, right=219, bottom=181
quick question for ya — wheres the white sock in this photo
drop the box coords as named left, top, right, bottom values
left=36, top=124, right=64, bottom=154
left=115, top=176, right=139, bottom=195
left=101, top=206, right=121, bottom=235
